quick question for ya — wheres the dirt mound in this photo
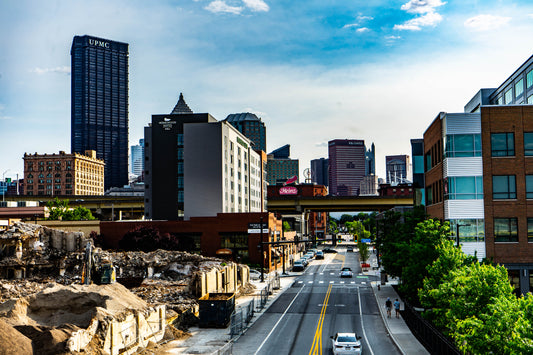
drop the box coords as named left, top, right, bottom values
left=0, top=318, right=32, bottom=355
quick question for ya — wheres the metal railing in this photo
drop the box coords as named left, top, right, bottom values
left=230, top=298, right=255, bottom=338
left=401, top=302, right=461, bottom=355
left=210, top=341, right=233, bottom=355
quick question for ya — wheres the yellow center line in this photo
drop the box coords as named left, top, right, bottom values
left=309, top=284, right=333, bottom=355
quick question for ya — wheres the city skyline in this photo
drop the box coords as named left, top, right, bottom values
left=3, top=0, right=533, bottom=182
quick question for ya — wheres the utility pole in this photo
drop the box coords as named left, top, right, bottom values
left=260, top=215, right=264, bottom=282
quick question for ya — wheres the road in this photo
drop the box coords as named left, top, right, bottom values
left=233, top=246, right=400, bottom=355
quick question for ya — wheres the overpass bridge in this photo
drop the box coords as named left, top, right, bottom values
left=266, top=195, right=414, bottom=213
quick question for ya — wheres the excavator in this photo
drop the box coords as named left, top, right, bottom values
left=81, top=241, right=116, bottom=285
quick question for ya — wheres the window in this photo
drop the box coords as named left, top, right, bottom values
left=505, top=88, right=513, bottom=104
left=528, top=69, right=533, bottom=89
left=446, top=176, right=483, bottom=199
left=493, top=175, right=516, bottom=199
left=527, top=175, right=533, bottom=198
left=525, top=133, right=533, bottom=156
left=528, top=218, right=533, bottom=242
left=491, top=133, right=514, bottom=156
left=497, top=96, right=504, bottom=105
left=445, top=134, right=481, bottom=157
left=515, top=78, right=524, bottom=98
left=494, top=218, right=518, bottom=242
left=529, top=95, right=533, bottom=104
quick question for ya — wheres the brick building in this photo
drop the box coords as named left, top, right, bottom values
left=23, top=150, right=105, bottom=196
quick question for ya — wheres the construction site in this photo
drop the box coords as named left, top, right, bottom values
left=0, top=222, right=255, bottom=355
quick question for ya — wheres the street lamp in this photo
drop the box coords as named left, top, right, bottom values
left=456, top=222, right=471, bottom=248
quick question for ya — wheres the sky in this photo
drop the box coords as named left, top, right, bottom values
left=2, top=0, right=533, bottom=182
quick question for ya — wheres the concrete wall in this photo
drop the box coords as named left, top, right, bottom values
left=37, top=220, right=100, bottom=237
left=196, top=263, right=248, bottom=298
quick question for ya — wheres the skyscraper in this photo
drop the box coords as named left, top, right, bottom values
left=328, top=139, right=366, bottom=196
left=71, top=35, right=129, bottom=191
left=310, top=158, right=328, bottom=186
left=267, top=145, right=299, bottom=185
left=224, top=113, right=267, bottom=152
left=130, top=139, right=144, bottom=176
left=385, top=155, right=411, bottom=184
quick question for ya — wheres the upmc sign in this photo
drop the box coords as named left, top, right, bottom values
left=279, top=186, right=298, bottom=195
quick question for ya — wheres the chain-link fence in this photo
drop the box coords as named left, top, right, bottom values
left=210, top=341, right=233, bottom=355
left=230, top=298, right=255, bottom=338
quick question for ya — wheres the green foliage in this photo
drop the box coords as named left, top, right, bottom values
left=357, top=240, right=369, bottom=263
left=425, top=263, right=514, bottom=334
left=283, top=221, right=291, bottom=232
left=339, top=214, right=355, bottom=225
left=46, top=198, right=95, bottom=220
left=328, top=219, right=338, bottom=234
left=345, top=220, right=365, bottom=239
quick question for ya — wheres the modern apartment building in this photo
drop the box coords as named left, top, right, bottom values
left=71, top=35, right=129, bottom=190
left=23, top=150, right=105, bottom=196
left=267, top=145, right=299, bottom=185
left=224, top=113, right=267, bottom=152
left=328, top=139, right=366, bottom=196
left=411, top=139, right=425, bottom=206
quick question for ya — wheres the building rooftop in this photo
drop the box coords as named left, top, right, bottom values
left=224, top=112, right=262, bottom=122
left=171, top=93, right=193, bottom=114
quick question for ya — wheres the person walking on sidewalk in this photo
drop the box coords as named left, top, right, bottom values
left=385, top=297, right=392, bottom=318
left=394, top=298, right=401, bottom=318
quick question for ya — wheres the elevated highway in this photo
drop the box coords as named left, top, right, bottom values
left=266, top=195, right=414, bottom=213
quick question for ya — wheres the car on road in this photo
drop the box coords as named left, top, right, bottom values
left=323, top=247, right=337, bottom=253
left=340, top=267, right=353, bottom=278
left=249, top=269, right=262, bottom=280
left=292, top=261, right=305, bottom=271
left=330, top=332, right=362, bottom=354
left=347, top=246, right=354, bottom=252
left=315, top=251, right=324, bottom=259
left=300, top=256, right=309, bottom=266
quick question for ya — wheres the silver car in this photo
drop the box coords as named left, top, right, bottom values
left=330, top=332, right=362, bottom=354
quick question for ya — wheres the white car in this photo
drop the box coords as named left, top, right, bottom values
left=249, top=269, right=262, bottom=280
left=330, top=332, right=362, bottom=354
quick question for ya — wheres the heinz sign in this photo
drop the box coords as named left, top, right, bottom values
left=279, top=186, right=298, bottom=195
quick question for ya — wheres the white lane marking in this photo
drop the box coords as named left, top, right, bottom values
left=319, top=281, right=324, bottom=284
left=319, top=273, right=324, bottom=275
left=330, top=273, right=335, bottom=275
left=340, top=281, right=345, bottom=284
left=254, top=285, right=306, bottom=355
left=308, top=281, right=313, bottom=284
left=329, top=281, right=334, bottom=284
left=351, top=281, right=355, bottom=284
left=298, top=281, right=303, bottom=283
left=358, top=287, right=375, bottom=355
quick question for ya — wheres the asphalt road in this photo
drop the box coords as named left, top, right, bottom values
left=233, top=247, right=400, bottom=355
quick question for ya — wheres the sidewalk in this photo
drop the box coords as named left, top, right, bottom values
left=364, top=252, right=429, bottom=355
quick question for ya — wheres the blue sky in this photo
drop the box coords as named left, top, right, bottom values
left=2, top=0, right=533, bottom=181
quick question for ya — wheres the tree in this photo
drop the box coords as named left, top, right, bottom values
left=358, top=240, right=369, bottom=263
left=46, top=198, right=95, bottom=221
left=328, top=219, right=338, bottom=234
left=283, top=221, right=291, bottom=232
left=339, top=214, right=354, bottom=225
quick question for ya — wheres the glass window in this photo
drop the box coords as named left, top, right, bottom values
left=528, top=69, right=533, bottom=89
left=525, top=133, right=533, bottom=156
left=493, top=175, right=516, bottom=199
left=527, top=175, right=533, bottom=199
left=505, top=88, right=513, bottom=104
left=515, top=78, right=524, bottom=98
left=447, top=176, right=483, bottom=199
left=529, top=95, right=533, bottom=104
left=494, top=218, right=518, bottom=242
left=491, top=133, right=514, bottom=157
left=528, top=218, right=533, bottom=242
left=445, top=134, right=481, bottom=157
left=498, top=96, right=504, bottom=105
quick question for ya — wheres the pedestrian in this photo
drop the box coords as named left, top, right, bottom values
left=394, top=298, right=401, bottom=318
left=385, top=297, right=392, bottom=318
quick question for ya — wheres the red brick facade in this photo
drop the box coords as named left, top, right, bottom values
left=423, top=114, right=445, bottom=220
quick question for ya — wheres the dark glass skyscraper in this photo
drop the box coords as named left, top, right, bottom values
left=71, top=35, right=129, bottom=190
left=224, top=113, right=267, bottom=152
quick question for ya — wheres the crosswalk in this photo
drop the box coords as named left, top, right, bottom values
left=296, top=280, right=367, bottom=285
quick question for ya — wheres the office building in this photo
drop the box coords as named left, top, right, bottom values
left=385, top=155, right=411, bottom=184
left=71, top=35, right=129, bottom=191
left=267, top=145, right=299, bottom=185
left=365, top=143, right=375, bottom=176
left=23, top=150, right=105, bottom=196
left=311, top=158, right=328, bottom=187
left=130, top=139, right=144, bottom=176
left=328, top=139, right=366, bottom=196
left=360, top=175, right=378, bottom=196
left=224, top=113, right=267, bottom=152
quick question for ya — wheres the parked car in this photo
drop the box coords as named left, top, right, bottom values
left=347, top=246, right=354, bottom=252
left=323, top=247, right=337, bottom=253
left=330, top=332, right=362, bottom=354
left=300, top=256, right=309, bottom=266
left=340, top=267, right=353, bottom=278
left=315, top=251, right=324, bottom=259
left=249, top=269, right=262, bottom=280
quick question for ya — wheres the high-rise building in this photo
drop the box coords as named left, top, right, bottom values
left=267, top=145, right=299, bottom=185
left=224, top=113, right=267, bottom=152
left=385, top=155, right=411, bottom=184
left=328, top=139, right=366, bottom=196
left=71, top=35, right=129, bottom=191
left=365, top=143, right=375, bottom=176
left=410, top=139, right=425, bottom=205
left=311, top=158, right=328, bottom=186
left=130, top=139, right=144, bottom=176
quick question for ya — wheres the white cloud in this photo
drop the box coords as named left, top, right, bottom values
left=464, top=14, right=511, bottom=31
left=357, top=15, right=374, bottom=21
left=394, top=12, right=442, bottom=30
left=401, top=0, right=446, bottom=14
left=29, top=66, right=70, bottom=75
left=343, top=23, right=359, bottom=29
left=315, top=141, right=328, bottom=147
left=242, top=0, right=269, bottom=12
left=356, top=27, right=370, bottom=33
left=385, top=35, right=401, bottom=40
left=205, top=1, right=243, bottom=14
